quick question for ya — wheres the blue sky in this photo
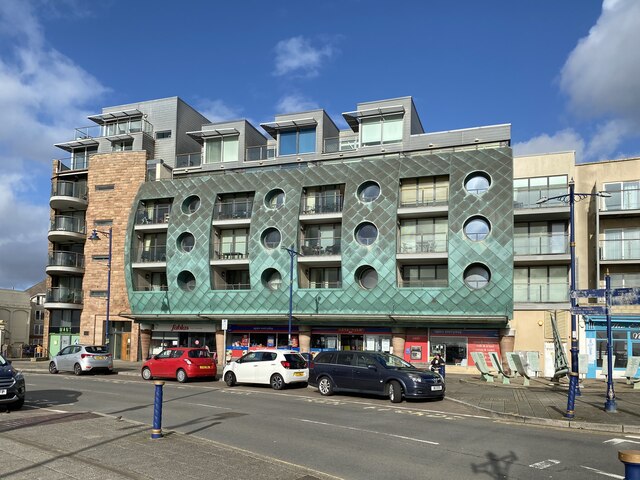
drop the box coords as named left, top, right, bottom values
left=1, top=0, right=639, bottom=290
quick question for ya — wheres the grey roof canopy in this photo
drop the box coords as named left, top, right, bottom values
left=87, top=109, right=144, bottom=125
left=342, top=105, right=405, bottom=132
left=260, top=118, right=318, bottom=139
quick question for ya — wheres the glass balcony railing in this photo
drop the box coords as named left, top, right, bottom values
left=600, top=238, right=640, bottom=260
left=399, top=186, right=449, bottom=208
left=600, top=188, right=640, bottom=212
left=214, top=200, right=253, bottom=220
left=48, top=251, right=85, bottom=269
left=220, top=283, right=251, bottom=290
left=46, top=287, right=83, bottom=304
left=136, top=205, right=172, bottom=224
left=399, top=279, right=448, bottom=288
left=308, top=281, right=342, bottom=289
left=136, top=284, right=169, bottom=292
left=398, top=233, right=447, bottom=254
left=51, top=181, right=87, bottom=200
left=176, top=152, right=202, bottom=168
left=513, top=185, right=569, bottom=209
left=300, top=237, right=341, bottom=256
left=514, top=283, right=570, bottom=302
left=50, top=216, right=86, bottom=235
left=213, top=248, right=249, bottom=260
left=246, top=145, right=276, bottom=161
left=301, top=194, right=344, bottom=214
left=136, top=245, right=167, bottom=263
left=57, top=154, right=96, bottom=171
left=514, top=233, right=569, bottom=255
left=73, top=118, right=153, bottom=140
left=324, top=135, right=359, bottom=153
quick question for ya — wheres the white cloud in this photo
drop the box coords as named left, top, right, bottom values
left=275, top=93, right=318, bottom=113
left=274, top=36, right=334, bottom=77
left=560, top=0, right=640, bottom=123
left=513, top=129, right=584, bottom=159
left=197, top=99, right=242, bottom=123
left=0, top=1, right=107, bottom=289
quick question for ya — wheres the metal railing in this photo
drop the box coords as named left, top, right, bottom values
left=308, top=281, right=342, bottom=289
left=246, top=145, right=276, bottom=161
left=214, top=200, right=253, bottom=220
left=600, top=238, right=640, bottom=260
left=219, top=283, right=251, bottom=290
left=513, top=233, right=569, bottom=255
left=600, top=188, right=640, bottom=212
left=513, top=185, right=569, bottom=209
left=136, top=245, right=167, bottom=263
left=46, top=287, right=83, bottom=304
left=176, top=152, right=202, bottom=168
left=399, top=279, right=448, bottom=288
left=51, top=181, right=87, bottom=200
left=323, top=135, right=359, bottom=153
left=300, top=237, right=341, bottom=256
left=48, top=251, right=85, bottom=269
left=398, top=187, right=449, bottom=208
left=136, top=284, right=169, bottom=291
left=213, top=249, right=249, bottom=260
left=513, top=283, right=570, bottom=302
left=50, top=216, right=86, bottom=235
left=398, top=233, right=447, bottom=253
left=57, top=154, right=95, bottom=171
left=136, top=205, right=172, bottom=225
left=301, top=194, right=344, bottom=214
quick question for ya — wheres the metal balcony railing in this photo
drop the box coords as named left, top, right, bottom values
left=213, top=248, right=249, bottom=260
left=246, top=145, right=276, bottom=161
left=301, top=193, right=344, bottom=215
left=308, top=281, right=342, bottom=289
left=136, top=205, right=172, bottom=225
left=219, top=283, right=251, bottom=290
left=50, top=216, right=86, bottom=235
left=176, top=152, right=202, bottom=168
left=513, top=233, right=569, bottom=255
left=398, top=186, right=449, bottom=208
left=51, top=181, right=87, bottom=200
left=57, top=153, right=96, bottom=171
left=600, top=238, right=640, bottom=260
left=214, top=200, right=253, bottom=220
left=136, top=245, right=167, bottom=262
left=513, top=185, right=569, bottom=209
left=323, top=135, right=359, bottom=153
left=300, top=237, right=341, bottom=256
left=600, top=187, right=640, bottom=212
left=399, top=279, right=448, bottom=288
left=514, top=283, right=570, bottom=302
left=398, top=233, right=447, bottom=253
left=46, top=287, right=83, bottom=304
left=48, top=251, right=85, bottom=269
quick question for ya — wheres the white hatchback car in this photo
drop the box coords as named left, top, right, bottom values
left=223, top=349, right=308, bottom=390
left=49, top=345, right=113, bottom=375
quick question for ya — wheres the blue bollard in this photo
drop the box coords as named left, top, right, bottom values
left=438, top=364, right=445, bottom=380
left=151, top=380, right=165, bottom=439
left=619, top=450, right=640, bottom=480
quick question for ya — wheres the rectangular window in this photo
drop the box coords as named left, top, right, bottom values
left=95, top=184, right=115, bottom=191
left=90, top=290, right=108, bottom=297
left=361, top=114, right=403, bottom=146
left=205, top=136, right=239, bottom=163
left=92, top=255, right=110, bottom=261
left=112, top=140, right=133, bottom=152
left=400, top=176, right=449, bottom=207
left=156, top=130, right=171, bottom=139
left=279, top=128, right=316, bottom=156
left=94, top=219, right=113, bottom=226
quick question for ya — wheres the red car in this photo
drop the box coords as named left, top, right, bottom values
left=141, top=348, right=218, bottom=383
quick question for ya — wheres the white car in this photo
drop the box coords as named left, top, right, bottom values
left=49, top=345, right=113, bottom=375
left=223, top=349, right=308, bottom=390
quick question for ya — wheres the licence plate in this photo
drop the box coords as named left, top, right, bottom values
left=0, top=389, right=6, bottom=395
left=200, top=365, right=211, bottom=369
left=94, top=356, right=105, bottom=360
left=431, top=385, right=443, bottom=391
left=293, top=372, right=304, bottom=377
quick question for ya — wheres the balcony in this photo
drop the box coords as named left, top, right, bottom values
left=398, top=186, right=449, bottom=209
left=44, top=287, right=83, bottom=308
left=218, top=283, right=251, bottom=290
left=308, top=281, right=342, bottom=289
left=398, top=233, right=447, bottom=254
left=46, top=251, right=85, bottom=275
left=300, top=194, right=344, bottom=216
left=398, top=279, right=448, bottom=288
left=299, top=237, right=341, bottom=257
left=176, top=152, right=202, bottom=168
left=212, top=249, right=249, bottom=261
left=48, top=216, right=86, bottom=243
left=135, top=205, right=172, bottom=226
left=50, top=181, right=88, bottom=211
left=600, top=188, right=640, bottom=216
left=134, top=245, right=167, bottom=264
left=513, top=186, right=569, bottom=210
left=246, top=145, right=276, bottom=161
left=213, top=200, right=253, bottom=221
left=323, top=135, right=359, bottom=153
left=600, top=238, right=640, bottom=262
left=56, top=154, right=95, bottom=172
left=514, top=283, right=570, bottom=303
left=514, top=233, right=569, bottom=259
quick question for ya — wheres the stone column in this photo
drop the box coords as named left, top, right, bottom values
left=298, top=325, right=311, bottom=353
left=391, top=327, right=406, bottom=357
left=215, top=330, right=226, bottom=367
left=139, top=329, right=151, bottom=360
left=499, top=326, right=516, bottom=374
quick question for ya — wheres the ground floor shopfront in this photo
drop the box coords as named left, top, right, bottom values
left=584, top=315, right=640, bottom=378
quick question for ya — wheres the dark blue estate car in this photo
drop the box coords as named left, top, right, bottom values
left=308, top=351, right=444, bottom=403
left=0, top=354, right=25, bottom=410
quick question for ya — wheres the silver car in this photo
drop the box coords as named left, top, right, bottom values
left=49, top=345, right=113, bottom=375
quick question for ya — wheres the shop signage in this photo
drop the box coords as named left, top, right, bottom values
left=571, top=306, right=607, bottom=316
left=431, top=329, right=499, bottom=338
left=153, top=323, right=216, bottom=332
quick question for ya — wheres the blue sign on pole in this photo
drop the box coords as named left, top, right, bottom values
left=571, top=289, right=606, bottom=298
left=571, top=305, right=608, bottom=316
left=611, top=287, right=640, bottom=305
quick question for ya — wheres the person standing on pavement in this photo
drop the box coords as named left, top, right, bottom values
left=430, top=353, right=445, bottom=372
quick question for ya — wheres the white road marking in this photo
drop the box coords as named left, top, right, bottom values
left=581, top=466, right=624, bottom=479
left=183, top=402, right=232, bottom=410
left=294, top=418, right=439, bottom=445
left=604, top=437, right=640, bottom=445
left=529, top=459, right=560, bottom=469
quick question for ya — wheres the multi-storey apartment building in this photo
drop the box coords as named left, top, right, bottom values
left=45, top=96, right=515, bottom=367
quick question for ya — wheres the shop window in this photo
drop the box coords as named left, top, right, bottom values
left=430, top=337, right=468, bottom=366
left=596, top=331, right=627, bottom=368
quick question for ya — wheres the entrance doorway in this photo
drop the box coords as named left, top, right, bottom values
left=341, top=334, right=363, bottom=351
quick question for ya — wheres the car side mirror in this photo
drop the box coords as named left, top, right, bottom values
left=153, top=355, right=159, bottom=360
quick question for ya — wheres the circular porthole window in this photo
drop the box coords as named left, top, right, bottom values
left=182, top=195, right=201, bottom=214
left=357, top=181, right=381, bottom=203
left=464, top=172, right=491, bottom=195
left=177, top=232, right=195, bottom=252
left=261, top=228, right=282, bottom=249
left=355, top=222, right=378, bottom=246
left=177, top=270, right=196, bottom=291
left=265, top=189, right=285, bottom=209
left=463, top=264, right=491, bottom=290
left=355, top=266, right=378, bottom=290
left=262, top=268, right=282, bottom=291
left=464, top=216, right=491, bottom=241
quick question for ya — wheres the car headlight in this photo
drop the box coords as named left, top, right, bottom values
left=407, top=373, right=423, bottom=383
left=15, top=371, right=24, bottom=381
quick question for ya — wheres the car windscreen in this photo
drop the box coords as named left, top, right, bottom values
left=85, top=346, right=109, bottom=354
left=373, top=353, right=414, bottom=369
left=284, top=354, right=307, bottom=369
left=188, top=349, right=211, bottom=359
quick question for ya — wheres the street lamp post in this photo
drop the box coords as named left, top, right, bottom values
left=282, top=244, right=302, bottom=348
left=536, top=178, right=610, bottom=419
left=88, top=227, right=112, bottom=348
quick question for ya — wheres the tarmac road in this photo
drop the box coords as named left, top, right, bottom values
left=11, top=372, right=630, bottom=479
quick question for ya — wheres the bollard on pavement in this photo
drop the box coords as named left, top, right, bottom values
left=618, top=450, right=640, bottom=480
left=151, top=380, right=165, bottom=439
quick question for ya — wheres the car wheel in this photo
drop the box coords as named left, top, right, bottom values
left=9, top=398, right=24, bottom=411
left=224, top=371, right=236, bottom=387
left=49, top=362, right=58, bottom=374
left=318, top=377, right=334, bottom=396
left=176, top=369, right=188, bottom=383
left=388, top=380, right=402, bottom=403
left=73, top=363, right=83, bottom=376
left=270, top=373, right=284, bottom=390
left=141, top=367, right=153, bottom=381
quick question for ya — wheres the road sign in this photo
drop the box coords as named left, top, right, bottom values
left=221, top=319, right=228, bottom=330
left=571, top=305, right=607, bottom=316
left=611, top=287, right=640, bottom=305
left=571, top=289, right=605, bottom=298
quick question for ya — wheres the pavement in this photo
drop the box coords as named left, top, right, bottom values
left=2, top=358, right=639, bottom=479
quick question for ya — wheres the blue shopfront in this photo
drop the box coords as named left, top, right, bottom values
left=584, top=316, right=640, bottom=378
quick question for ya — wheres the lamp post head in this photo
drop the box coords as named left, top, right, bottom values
left=88, top=229, right=100, bottom=241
